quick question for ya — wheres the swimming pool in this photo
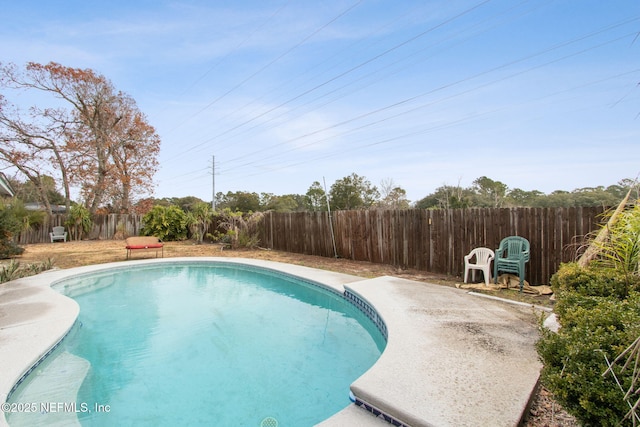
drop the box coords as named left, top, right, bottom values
left=6, top=261, right=386, bottom=426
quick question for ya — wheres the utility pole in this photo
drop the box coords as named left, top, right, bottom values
left=323, top=177, right=338, bottom=258
left=211, top=155, right=216, bottom=211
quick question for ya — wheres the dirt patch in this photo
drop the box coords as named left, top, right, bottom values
left=9, top=239, right=578, bottom=426
left=14, top=240, right=555, bottom=304
left=526, top=387, right=580, bottom=427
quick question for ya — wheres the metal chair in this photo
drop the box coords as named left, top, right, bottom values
left=494, top=236, right=530, bottom=292
left=464, top=247, right=494, bottom=285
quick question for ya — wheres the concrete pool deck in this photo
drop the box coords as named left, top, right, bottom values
left=0, top=258, right=544, bottom=427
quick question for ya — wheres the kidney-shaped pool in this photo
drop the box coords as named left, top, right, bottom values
left=7, top=262, right=386, bottom=427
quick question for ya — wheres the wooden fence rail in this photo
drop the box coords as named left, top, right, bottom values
left=17, top=214, right=146, bottom=244
left=17, top=207, right=608, bottom=285
left=259, top=207, right=608, bottom=285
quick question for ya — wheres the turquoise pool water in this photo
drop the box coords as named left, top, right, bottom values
left=7, top=262, right=385, bottom=426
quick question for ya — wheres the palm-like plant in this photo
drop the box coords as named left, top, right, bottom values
left=590, top=203, right=640, bottom=291
left=589, top=198, right=640, bottom=425
left=65, top=204, right=93, bottom=241
left=218, top=209, right=264, bottom=249
left=188, top=202, right=214, bottom=244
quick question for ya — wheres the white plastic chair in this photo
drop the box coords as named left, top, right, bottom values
left=464, top=247, right=494, bottom=285
left=49, top=226, right=67, bottom=243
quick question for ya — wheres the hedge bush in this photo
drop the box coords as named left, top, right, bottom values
left=140, top=205, right=189, bottom=241
left=538, top=263, right=640, bottom=426
left=0, top=203, right=24, bottom=259
left=551, top=262, right=640, bottom=299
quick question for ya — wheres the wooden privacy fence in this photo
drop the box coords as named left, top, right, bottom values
left=17, top=214, right=146, bottom=244
left=260, top=207, right=608, bottom=285
left=17, top=207, right=608, bottom=285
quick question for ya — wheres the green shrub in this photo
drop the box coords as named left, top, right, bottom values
left=6, top=199, right=45, bottom=230
left=187, top=202, right=214, bottom=244
left=0, top=240, right=24, bottom=258
left=217, top=209, right=264, bottom=249
left=0, top=202, right=25, bottom=259
left=0, top=260, right=22, bottom=282
left=141, top=205, right=189, bottom=241
left=551, top=262, right=639, bottom=299
left=0, top=258, right=55, bottom=284
left=538, top=264, right=640, bottom=426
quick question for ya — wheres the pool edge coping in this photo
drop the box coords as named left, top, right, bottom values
left=1, top=257, right=543, bottom=427
left=0, top=257, right=377, bottom=427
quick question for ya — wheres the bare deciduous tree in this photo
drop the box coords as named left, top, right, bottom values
left=0, top=62, right=160, bottom=213
left=378, top=178, right=410, bottom=209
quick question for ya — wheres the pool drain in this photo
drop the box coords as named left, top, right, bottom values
left=260, top=416, right=278, bottom=427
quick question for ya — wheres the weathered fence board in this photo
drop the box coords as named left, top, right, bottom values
left=17, top=214, right=146, bottom=245
left=16, top=207, right=608, bottom=285
left=259, top=207, right=608, bottom=285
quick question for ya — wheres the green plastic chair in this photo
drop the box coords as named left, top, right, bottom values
left=493, top=236, right=530, bottom=292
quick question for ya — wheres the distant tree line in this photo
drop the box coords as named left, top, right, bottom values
left=210, top=173, right=408, bottom=212
left=414, top=176, right=638, bottom=209
left=5, top=171, right=636, bottom=217
left=152, top=174, right=636, bottom=213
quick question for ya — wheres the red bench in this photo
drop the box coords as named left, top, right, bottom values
left=125, top=236, right=164, bottom=259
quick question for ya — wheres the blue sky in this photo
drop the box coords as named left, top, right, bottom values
left=1, top=0, right=639, bottom=204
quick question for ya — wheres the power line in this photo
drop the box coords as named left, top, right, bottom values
left=170, top=0, right=364, bottom=157
left=181, top=5, right=639, bottom=170
left=156, top=4, right=639, bottom=195
left=161, top=1, right=293, bottom=135
left=177, top=0, right=494, bottom=159
left=186, top=0, right=529, bottom=160
left=176, top=1, right=427, bottom=152
left=214, top=24, right=640, bottom=173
